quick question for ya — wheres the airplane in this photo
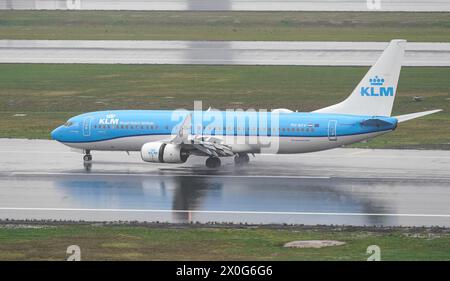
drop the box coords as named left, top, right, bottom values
left=51, top=39, right=442, bottom=168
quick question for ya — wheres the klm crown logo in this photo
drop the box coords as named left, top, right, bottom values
left=360, top=76, right=394, bottom=97
left=369, top=76, right=384, bottom=86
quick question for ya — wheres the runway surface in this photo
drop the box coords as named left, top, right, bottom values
left=2, top=0, right=449, bottom=12
left=1, top=138, right=450, bottom=227
left=1, top=40, right=450, bottom=66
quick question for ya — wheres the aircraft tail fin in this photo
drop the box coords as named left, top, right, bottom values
left=394, top=109, right=442, bottom=123
left=314, top=39, right=406, bottom=117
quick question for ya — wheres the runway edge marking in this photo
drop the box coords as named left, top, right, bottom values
left=1, top=207, right=450, bottom=218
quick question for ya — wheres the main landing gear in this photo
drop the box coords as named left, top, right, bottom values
left=234, top=153, right=250, bottom=166
left=83, top=150, right=92, bottom=162
left=206, top=157, right=221, bottom=169
left=205, top=153, right=250, bottom=168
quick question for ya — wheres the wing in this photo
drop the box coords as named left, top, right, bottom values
left=164, top=113, right=234, bottom=157
left=170, top=112, right=192, bottom=144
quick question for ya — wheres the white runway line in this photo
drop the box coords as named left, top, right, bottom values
left=1, top=40, right=450, bottom=66
left=8, top=171, right=331, bottom=179
left=1, top=207, right=449, bottom=218
left=3, top=149, right=450, bottom=159
left=2, top=0, right=450, bottom=12
left=7, top=172, right=450, bottom=181
left=348, top=150, right=370, bottom=156
left=0, top=151, right=75, bottom=154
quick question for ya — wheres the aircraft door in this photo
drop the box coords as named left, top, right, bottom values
left=328, top=120, right=337, bottom=141
left=83, top=117, right=92, bottom=137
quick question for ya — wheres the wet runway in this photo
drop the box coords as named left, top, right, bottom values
left=1, top=139, right=450, bottom=226
left=1, top=40, right=450, bottom=66
left=2, top=0, right=449, bottom=12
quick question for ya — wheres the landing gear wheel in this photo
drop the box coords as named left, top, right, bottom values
left=240, top=153, right=250, bottom=164
left=234, top=153, right=250, bottom=165
left=234, top=155, right=242, bottom=165
left=206, top=157, right=221, bottom=168
left=83, top=154, right=92, bottom=162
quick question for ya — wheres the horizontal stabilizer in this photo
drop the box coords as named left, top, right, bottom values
left=395, top=109, right=442, bottom=123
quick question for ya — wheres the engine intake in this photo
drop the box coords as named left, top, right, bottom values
left=141, top=142, right=188, bottom=163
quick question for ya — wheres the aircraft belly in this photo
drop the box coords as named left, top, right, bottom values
left=62, top=135, right=167, bottom=151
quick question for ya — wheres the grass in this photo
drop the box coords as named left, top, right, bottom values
left=0, top=11, right=450, bottom=42
left=0, top=223, right=449, bottom=261
left=0, top=64, right=448, bottom=148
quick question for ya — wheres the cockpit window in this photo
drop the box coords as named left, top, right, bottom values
left=64, top=121, right=73, bottom=127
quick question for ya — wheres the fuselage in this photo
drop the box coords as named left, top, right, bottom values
left=51, top=110, right=398, bottom=154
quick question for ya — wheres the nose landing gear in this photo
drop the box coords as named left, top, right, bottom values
left=83, top=150, right=92, bottom=162
left=82, top=150, right=92, bottom=171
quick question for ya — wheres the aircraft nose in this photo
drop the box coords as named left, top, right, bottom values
left=51, top=126, right=62, bottom=141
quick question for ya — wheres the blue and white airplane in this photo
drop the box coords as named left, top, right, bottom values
left=51, top=40, right=441, bottom=168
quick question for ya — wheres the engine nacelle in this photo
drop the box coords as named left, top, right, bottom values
left=141, top=142, right=189, bottom=163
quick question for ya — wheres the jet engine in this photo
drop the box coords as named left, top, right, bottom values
left=141, top=142, right=189, bottom=163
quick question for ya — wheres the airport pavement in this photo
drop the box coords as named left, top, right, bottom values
left=1, top=138, right=450, bottom=226
left=1, top=40, right=450, bottom=66
left=1, top=0, right=449, bottom=12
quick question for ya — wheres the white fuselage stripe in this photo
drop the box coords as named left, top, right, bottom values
left=61, top=131, right=391, bottom=154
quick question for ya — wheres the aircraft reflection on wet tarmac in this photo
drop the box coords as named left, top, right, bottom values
left=5, top=172, right=445, bottom=227
left=2, top=140, right=450, bottom=227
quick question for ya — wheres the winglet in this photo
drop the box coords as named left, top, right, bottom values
left=171, top=113, right=192, bottom=144
left=395, top=109, right=442, bottom=123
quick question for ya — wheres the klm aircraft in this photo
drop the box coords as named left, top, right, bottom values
left=51, top=40, right=441, bottom=168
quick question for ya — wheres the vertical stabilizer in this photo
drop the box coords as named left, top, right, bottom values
left=314, top=39, right=406, bottom=116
